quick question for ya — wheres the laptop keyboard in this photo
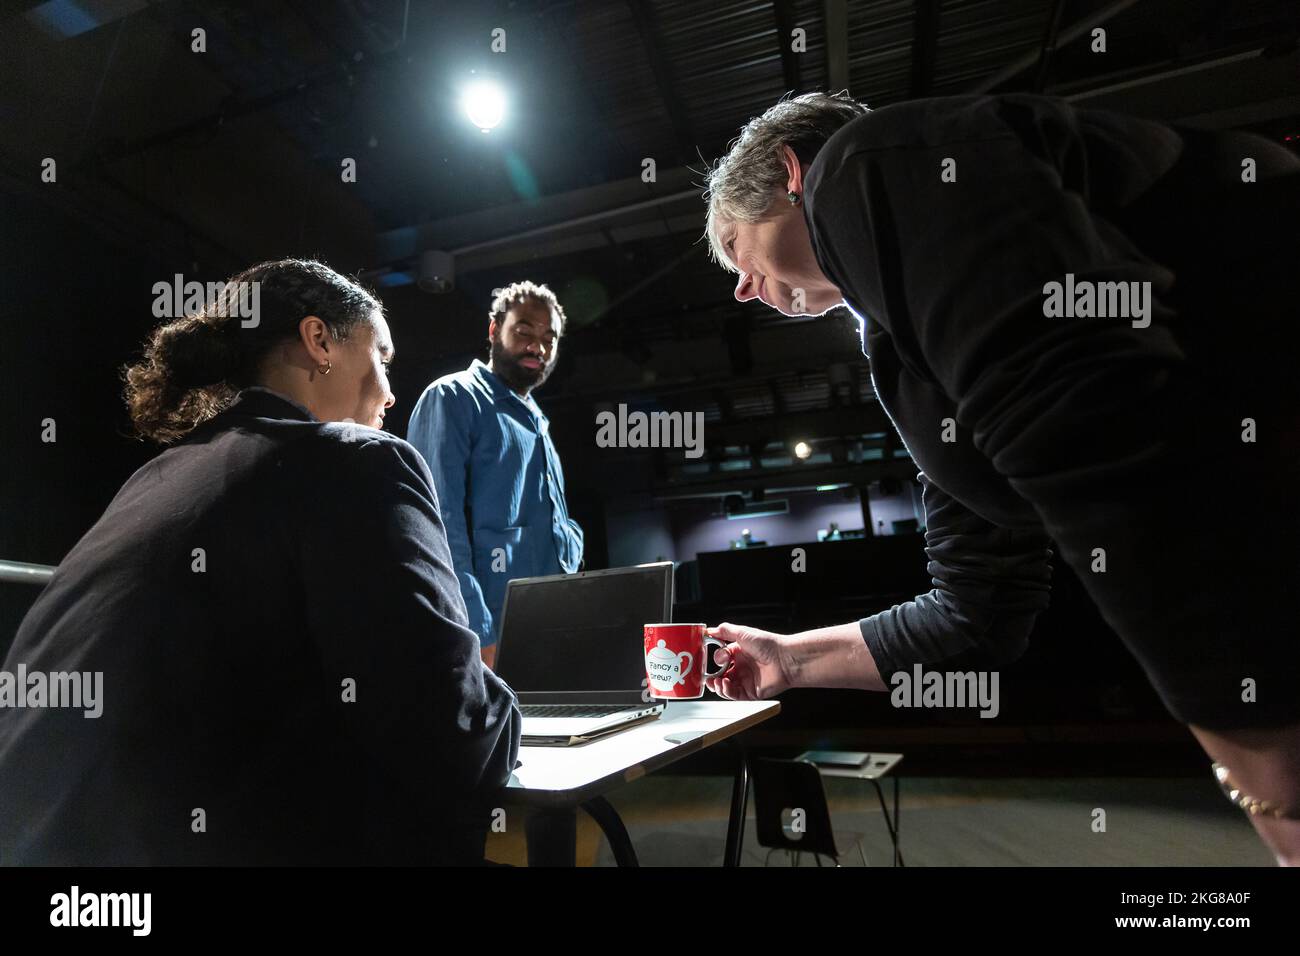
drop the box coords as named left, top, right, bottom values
left=520, top=704, right=636, bottom=719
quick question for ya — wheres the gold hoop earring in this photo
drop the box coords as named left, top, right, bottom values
left=317, top=361, right=332, bottom=375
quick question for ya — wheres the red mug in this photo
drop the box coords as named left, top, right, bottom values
left=643, top=623, right=732, bottom=700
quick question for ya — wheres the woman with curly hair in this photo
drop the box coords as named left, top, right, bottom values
left=0, top=258, right=519, bottom=865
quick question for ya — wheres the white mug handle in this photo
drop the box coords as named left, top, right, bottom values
left=676, top=651, right=693, bottom=685
left=704, top=636, right=735, bottom=679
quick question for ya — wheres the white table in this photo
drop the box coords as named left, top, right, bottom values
left=501, top=700, right=781, bottom=866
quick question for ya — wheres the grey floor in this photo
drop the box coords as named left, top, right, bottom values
left=488, top=775, right=1275, bottom=866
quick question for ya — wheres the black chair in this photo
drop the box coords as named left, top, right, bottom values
left=751, top=758, right=868, bottom=867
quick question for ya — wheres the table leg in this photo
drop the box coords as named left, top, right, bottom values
left=581, top=796, right=640, bottom=867
left=867, top=777, right=905, bottom=867
left=524, top=806, right=578, bottom=867
left=893, top=775, right=902, bottom=867
left=724, top=741, right=750, bottom=867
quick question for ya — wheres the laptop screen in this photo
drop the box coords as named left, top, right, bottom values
left=496, top=563, right=673, bottom=699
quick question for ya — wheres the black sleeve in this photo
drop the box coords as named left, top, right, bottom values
left=860, top=472, right=1052, bottom=677
left=298, top=434, right=520, bottom=807
left=823, top=99, right=1300, bottom=727
left=810, top=97, right=1182, bottom=676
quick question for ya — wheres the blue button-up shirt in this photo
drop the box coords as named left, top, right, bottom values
left=407, top=359, right=584, bottom=646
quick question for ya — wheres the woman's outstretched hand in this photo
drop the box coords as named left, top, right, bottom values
left=705, top=622, right=797, bottom=700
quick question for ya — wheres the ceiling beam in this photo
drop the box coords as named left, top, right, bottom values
left=1032, top=0, right=1070, bottom=93
left=773, top=0, right=803, bottom=93
left=626, top=0, right=696, bottom=163
left=367, top=164, right=703, bottom=278
left=908, top=0, right=940, bottom=98
left=77, top=34, right=408, bottom=172
left=768, top=379, right=787, bottom=416
left=970, top=0, right=1143, bottom=94
left=654, top=458, right=916, bottom=499
left=695, top=405, right=894, bottom=447
left=824, top=0, right=850, bottom=92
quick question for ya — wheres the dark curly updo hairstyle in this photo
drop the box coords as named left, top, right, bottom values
left=124, top=259, right=382, bottom=443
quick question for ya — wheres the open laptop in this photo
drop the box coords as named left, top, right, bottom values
left=495, top=562, right=673, bottom=746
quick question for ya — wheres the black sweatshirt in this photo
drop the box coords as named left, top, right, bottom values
left=0, top=388, right=520, bottom=864
left=804, top=94, right=1300, bottom=725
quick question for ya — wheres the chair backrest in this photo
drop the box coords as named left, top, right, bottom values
left=751, top=758, right=840, bottom=859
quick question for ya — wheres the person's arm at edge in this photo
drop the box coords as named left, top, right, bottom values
left=300, top=433, right=520, bottom=804
left=407, top=383, right=495, bottom=645
left=709, top=474, right=1052, bottom=698
left=550, top=441, right=585, bottom=572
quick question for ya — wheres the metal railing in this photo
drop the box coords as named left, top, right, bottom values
left=0, top=560, right=56, bottom=585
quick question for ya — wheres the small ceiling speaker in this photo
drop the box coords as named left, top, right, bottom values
left=418, top=250, right=455, bottom=293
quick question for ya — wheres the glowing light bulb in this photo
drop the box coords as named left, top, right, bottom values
left=462, top=82, right=505, bottom=131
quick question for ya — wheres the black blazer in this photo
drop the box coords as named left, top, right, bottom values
left=0, top=387, right=520, bottom=864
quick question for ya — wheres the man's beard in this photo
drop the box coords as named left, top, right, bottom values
left=490, top=335, right=554, bottom=393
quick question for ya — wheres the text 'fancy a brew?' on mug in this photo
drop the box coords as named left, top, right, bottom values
left=643, top=623, right=734, bottom=700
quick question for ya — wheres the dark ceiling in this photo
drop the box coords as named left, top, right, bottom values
left=3, top=0, right=1298, bottom=503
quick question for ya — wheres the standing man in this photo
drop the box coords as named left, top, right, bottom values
left=407, top=281, right=583, bottom=668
